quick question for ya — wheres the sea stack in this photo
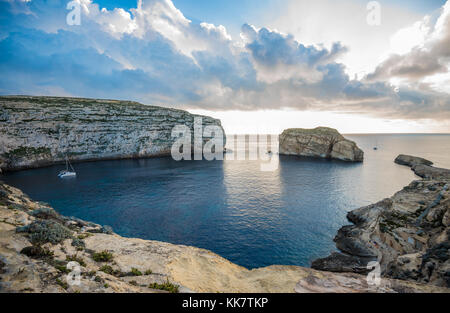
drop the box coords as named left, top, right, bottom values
left=279, top=127, right=364, bottom=162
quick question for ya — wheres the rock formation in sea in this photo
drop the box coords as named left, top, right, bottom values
left=395, top=154, right=450, bottom=180
left=278, top=127, right=364, bottom=162
left=0, top=182, right=448, bottom=293
left=0, top=96, right=225, bottom=172
left=394, top=154, right=434, bottom=167
left=312, top=155, right=450, bottom=288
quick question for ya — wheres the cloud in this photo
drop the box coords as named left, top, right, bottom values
left=240, top=24, right=347, bottom=84
left=367, top=1, right=450, bottom=82
left=241, top=24, right=347, bottom=67
left=0, top=0, right=247, bottom=104
left=0, top=0, right=449, bottom=122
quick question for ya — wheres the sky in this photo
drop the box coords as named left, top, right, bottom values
left=1, top=0, right=450, bottom=134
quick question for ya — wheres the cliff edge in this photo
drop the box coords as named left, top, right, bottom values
left=0, top=96, right=225, bottom=172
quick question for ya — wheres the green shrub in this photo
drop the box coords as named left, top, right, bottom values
left=99, top=265, right=114, bottom=275
left=56, top=278, right=68, bottom=290
left=7, top=203, right=26, bottom=211
left=4, top=147, right=51, bottom=159
left=17, top=220, right=72, bottom=245
left=30, top=207, right=60, bottom=220
left=71, top=238, right=85, bottom=248
left=55, top=264, right=71, bottom=274
left=0, top=259, right=5, bottom=275
left=66, top=255, right=86, bottom=267
left=148, top=280, right=179, bottom=293
left=130, top=268, right=142, bottom=276
left=144, top=269, right=152, bottom=275
left=20, top=245, right=54, bottom=259
left=77, top=233, right=92, bottom=240
left=0, top=187, right=9, bottom=199
left=92, top=250, right=113, bottom=262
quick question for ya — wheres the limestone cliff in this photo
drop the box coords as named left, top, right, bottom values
left=312, top=156, right=450, bottom=288
left=0, top=96, right=225, bottom=172
left=0, top=183, right=447, bottom=293
left=279, top=127, right=364, bottom=162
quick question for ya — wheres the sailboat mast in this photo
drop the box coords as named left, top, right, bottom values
left=68, top=157, right=75, bottom=172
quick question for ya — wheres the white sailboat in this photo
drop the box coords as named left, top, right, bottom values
left=58, top=156, right=76, bottom=178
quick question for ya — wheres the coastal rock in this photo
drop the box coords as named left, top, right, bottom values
left=294, top=271, right=445, bottom=293
left=312, top=156, right=450, bottom=288
left=1, top=182, right=448, bottom=293
left=412, top=165, right=450, bottom=180
left=395, top=155, right=433, bottom=167
left=0, top=96, right=225, bottom=172
left=310, top=252, right=373, bottom=274
left=395, top=154, right=450, bottom=180
left=279, top=127, right=364, bottom=162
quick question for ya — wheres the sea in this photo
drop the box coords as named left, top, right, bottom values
left=2, top=134, right=450, bottom=269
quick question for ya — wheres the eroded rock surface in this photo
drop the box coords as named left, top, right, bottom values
left=0, top=96, right=225, bottom=172
left=279, top=127, right=364, bottom=162
left=313, top=156, right=450, bottom=288
left=1, top=183, right=447, bottom=293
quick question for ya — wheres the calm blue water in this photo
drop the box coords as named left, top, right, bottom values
left=2, top=134, right=450, bottom=269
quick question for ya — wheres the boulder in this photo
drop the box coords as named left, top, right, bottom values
left=279, top=127, right=363, bottom=162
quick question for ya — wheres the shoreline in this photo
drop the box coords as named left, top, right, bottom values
left=0, top=153, right=174, bottom=173
left=312, top=155, right=450, bottom=288
left=1, top=157, right=449, bottom=292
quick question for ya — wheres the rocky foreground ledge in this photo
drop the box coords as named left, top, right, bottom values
left=0, top=183, right=448, bottom=293
left=313, top=155, right=450, bottom=288
left=0, top=96, right=225, bottom=172
left=279, top=127, right=364, bottom=162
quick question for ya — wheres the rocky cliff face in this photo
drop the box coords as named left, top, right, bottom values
left=0, top=96, right=225, bottom=172
left=312, top=156, right=450, bottom=288
left=1, top=183, right=447, bottom=293
left=279, top=127, right=364, bottom=162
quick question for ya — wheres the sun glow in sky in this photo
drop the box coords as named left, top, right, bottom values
left=1, top=0, right=450, bottom=134
left=189, top=109, right=450, bottom=134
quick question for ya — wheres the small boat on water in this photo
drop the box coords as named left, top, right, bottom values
left=58, top=156, right=76, bottom=178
